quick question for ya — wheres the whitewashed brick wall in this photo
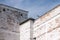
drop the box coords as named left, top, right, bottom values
left=20, top=20, right=34, bottom=40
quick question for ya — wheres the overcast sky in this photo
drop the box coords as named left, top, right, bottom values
left=0, top=0, right=60, bottom=19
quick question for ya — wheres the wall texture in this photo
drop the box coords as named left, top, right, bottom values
left=20, top=20, right=34, bottom=40
left=33, top=5, right=60, bottom=40
left=0, top=4, right=60, bottom=40
left=0, top=4, right=28, bottom=40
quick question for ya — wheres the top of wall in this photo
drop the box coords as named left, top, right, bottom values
left=0, top=4, right=28, bottom=13
left=20, top=18, right=35, bottom=25
left=37, top=4, right=60, bottom=20
left=34, top=4, right=60, bottom=27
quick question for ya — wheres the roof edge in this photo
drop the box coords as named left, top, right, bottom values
left=19, top=18, right=35, bottom=25
left=36, top=4, right=60, bottom=20
left=0, top=4, right=28, bottom=13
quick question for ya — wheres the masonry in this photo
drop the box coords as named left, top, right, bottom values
left=19, top=4, right=60, bottom=40
left=33, top=5, right=60, bottom=40
left=0, top=4, right=28, bottom=40
left=0, top=4, right=60, bottom=40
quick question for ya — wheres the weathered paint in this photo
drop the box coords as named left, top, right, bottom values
left=0, top=4, right=28, bottom=40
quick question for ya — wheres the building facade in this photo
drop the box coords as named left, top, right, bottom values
left=0, top=4, right=28, bottom=40
left=33, top=5, right=60, bottom=40
left=20, top=18, right=34, bottom=40
left=0, top=4, right=60, bottom=40
left=20, top=5, right=60, bottom=40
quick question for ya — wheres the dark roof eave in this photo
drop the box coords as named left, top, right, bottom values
left=19, top=18, right=35, bottom=25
